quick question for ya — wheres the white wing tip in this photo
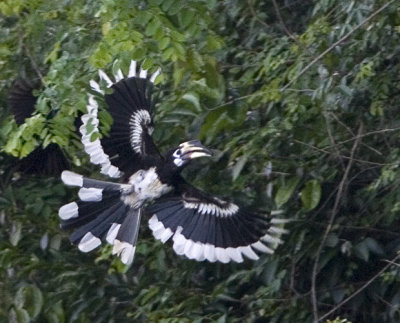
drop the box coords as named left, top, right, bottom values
left=106, top=223, right=121, bottom=244
left=128, top=60, right=137, bottom=77
left=112, top=239, right=136, bottom=265
left=98, top=69, right=113, bottom=87
left=171, top=230, right=270, bottom=263
left=78, top=187, right=103, bottom=202
left=78, top=232, right=101, bottom=252
left=149, top=214, right=174, bottom=244
left=139, top=68, right=148, bottom=79
left=59, top=202, right=79, bottom=220
left=89, top=80, right=103, bottom=94
left=61, top=171, right=83, bottom=187
left=149, top=68, right=161, bottom=83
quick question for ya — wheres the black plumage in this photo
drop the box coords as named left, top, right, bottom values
left=8, top=79, right=69, bottom=176
left=59, top=60, right=287, bottom=265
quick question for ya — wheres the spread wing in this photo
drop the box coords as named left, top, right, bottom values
left=146, top=183, right=287, bottom=263
left=8, top=79, right=37, bottom=124
left=80, top=60, right=161, bottom=179
left=8, top=79, right=69, bottom=176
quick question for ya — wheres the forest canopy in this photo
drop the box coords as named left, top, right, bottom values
left=1, top=0, right=400, bottom=322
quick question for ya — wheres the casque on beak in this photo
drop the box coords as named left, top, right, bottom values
left=180, top=140, right=213, bottom=160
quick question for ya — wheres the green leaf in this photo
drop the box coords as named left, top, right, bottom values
left=9, top=308, right=30, bottom=323
left=232, top=155, right=248, bottom=181
left=173, top=67, right=185, bottom=86
left=301, top=179, right=321, bottom=210
left=10, top=221, right=22, bottom=247
left=132, top=47, right=146, bottom=60
left=161, top=0, right=174, bottom=12
left=4, top=131, right=21, bottom=156
left=50, top=234, right=62, bottom=250
left=170, top=30, right=186, bottom=42
left=364, top=237, right=384, bottom=255
left=206, top=35, right=224, bottom=50
left=159, top=37, right=170, bottom=50
left=45, top=301, right=64, bottom=323
left=161, top=47, right=175, bottom=61
left=181, top=92, right=201, bottom=112
left=275, top=177, right=300, bottom=208
left=15, top=285, right=43, bottom=319
left=145, top=18, right=160, bottom=36
left=102, top=21, right=111, bottom=35
left=179, top=8, right=195, bottom=28
left=44, top=41, right=61, bottom=64
left=140, top=287, right=160, bottom=306
left=20, top=140, right=37, bottom=158
left=168, top=0, right=183, bottom=15
left=354, top=240, right=369, bottom=262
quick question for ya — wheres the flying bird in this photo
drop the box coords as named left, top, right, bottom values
left=59, top=60, right=287, bottom=265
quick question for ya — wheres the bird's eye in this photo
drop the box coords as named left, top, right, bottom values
left=173, top=149, right=182, bottom=158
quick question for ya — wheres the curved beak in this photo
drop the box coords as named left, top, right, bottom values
left=180, top=140, right=213, bottom=160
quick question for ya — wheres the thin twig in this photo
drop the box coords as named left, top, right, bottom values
left=335, top=126, right=400, bottom=147
left=281, top=0, right=395, bottom=91
left=311, top=122, right=364, bottom=322
left=290, top=256, right=301, bottom=296
left=22, top=43, right=45, bottom=84
left=293, top=139, right=391, bottom=166
left=382, top=259, right=400, bottom=268
left=318, top=253, right=400, bottom=322
left=247, top=0, right=270, bottom=29
left=271, top=0, right=300, bottom=44
left=324, top=113, right=346, bottom=170
left=329, top=112, right=383, bottom=156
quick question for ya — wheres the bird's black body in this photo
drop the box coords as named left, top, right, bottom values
left=59, top=60, right=287, bottom=265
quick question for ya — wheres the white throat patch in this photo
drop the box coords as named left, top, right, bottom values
left=173, top=157, right=184, bottom=167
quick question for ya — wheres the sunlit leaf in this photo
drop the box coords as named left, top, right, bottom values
left=275, top=177, right=300, bottom=208
left=301, top=179, right=321, bottom=210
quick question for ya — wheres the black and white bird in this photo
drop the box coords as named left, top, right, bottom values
left=59, top=60, right=287, bottom=265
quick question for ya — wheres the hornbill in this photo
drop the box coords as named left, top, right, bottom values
left=59, top=60, right=287, bottom=265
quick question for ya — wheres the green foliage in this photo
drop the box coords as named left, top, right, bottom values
left=1, top=0, right=400, bottom=322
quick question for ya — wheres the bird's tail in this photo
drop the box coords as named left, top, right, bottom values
left=59, top=171, right=140, bottom=265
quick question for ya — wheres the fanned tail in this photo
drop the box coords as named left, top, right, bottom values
left=111, top=209, right=142, bottom=265
left=59, top=171, right=139, bottom=265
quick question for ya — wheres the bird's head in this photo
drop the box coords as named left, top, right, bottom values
left=166, top=140, right=213, bottom=170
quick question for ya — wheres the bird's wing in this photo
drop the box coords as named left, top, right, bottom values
left=7, top=79, right=69, bottom=176
left=8, top=79, right=37, bottom=125
left=80, top=60, right=162, bottom=179
left=146, top=183, right=287, bottom=263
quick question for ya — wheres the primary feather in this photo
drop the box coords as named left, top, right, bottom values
left=59, top=60, right=287, bottom=266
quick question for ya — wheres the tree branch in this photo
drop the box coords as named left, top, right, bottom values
left=311, top=122, right=364, bottom=322
left=318, top=253, right=400, bottom=322
left=281, top=0, right=395, bottom=91
left=271, top=0, right=299, bottom=44
left=22, top=43, right=45, bottom=84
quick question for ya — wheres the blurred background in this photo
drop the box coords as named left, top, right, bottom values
left=0, top=0, right=400, bottom=322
